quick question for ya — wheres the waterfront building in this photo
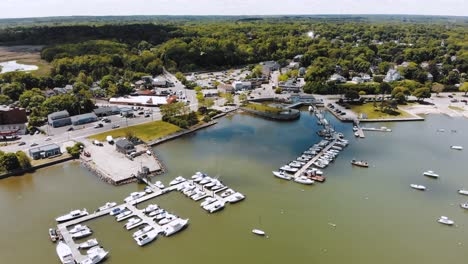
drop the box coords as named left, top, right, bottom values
left=115, top=139, right=136, bottom=154
left=29, top=143, right=61, bottom=159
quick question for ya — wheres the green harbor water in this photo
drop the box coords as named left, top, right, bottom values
left=1, top=111, right=468, bottom=263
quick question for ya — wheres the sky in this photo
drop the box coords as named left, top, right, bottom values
left=1, top=0, right=467, bottom=19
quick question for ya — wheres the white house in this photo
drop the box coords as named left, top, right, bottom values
left=383, top=69, right=402, bottom=83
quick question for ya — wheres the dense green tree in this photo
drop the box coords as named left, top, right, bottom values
left=413, top=87, right=431, bottom=101
left=1, top=82, right=24, bottom=101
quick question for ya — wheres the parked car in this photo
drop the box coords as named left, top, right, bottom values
left=30, top=143, right=38, bottom=147
left=450, top=99, right=459, bottom=103
left=94, top=123, right=104, bottom=128
left=45, top=137, right=52, bottom=141
left=102, top=118, right=111, bottom=123
left=461, top=99, right=467, bottom=103
left=18, top=142, right=26, bottom=146
left=112, top=124, right=120, bottom=129
left=448, top=95, right=453, bottom=98
left=67, top=127, right=74, bottom=131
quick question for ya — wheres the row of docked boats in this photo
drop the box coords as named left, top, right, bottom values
left=56, top=240, right=108, bottom=264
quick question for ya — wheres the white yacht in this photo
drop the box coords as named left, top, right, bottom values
left=225, top=192, right=246, bottom=203
left=56, top=209, right=88, bottom=222
left=134, top=229, right=159, bottom=246
left=163, top=218, right=189, bottom=236
left=78, top=239, right=99, bottom=249
left=109, top=207, right=124, bottom=216
left=80, top=247, right=108, bottom=264
left=116, top=210, right=133, bottom=222
left=423, top=170, right=439, bottom=178
left=458, top=189, right=468, bottom=195
left=410, top=184, right=426, bottom=191
left=272, top=171, right=292, bottom=180
left=294, top=176, right=315, bottom=185
left=354, top=132, right=359, bottom=137
left=199, top=177, right=212, bottom=185
left=133, top=226, right=153, bottom=238
left=158, top=214, right=177, bottom=225
left=437, top=216, right=454, bottom=226
left=451, top=146, right=463, bottom=150
left=143, top=204, right=159, bottom=214
left=211, top=184, right=225, bottom=191
left=69, top=224, right=88, bottom=234
left=169, top=176, right=186, bottom=186
left=184, top=189, right=197, bottom=197
left=155, top=181, right=165, bottom=189
left=204, top=180, right=217, bottom=188
left=56, top=241, right=75, bottom=264
left=220, top=189, right=235, bottom=198
left=97, top=202, right=116, bottom=212
left=200, top=197, right=217, bottom=207
left=313, top=161, right=327, bottom=169
left=148, top=208, right=164, bottom=217
left=124, top=192, right=146, bottom=203
left=288, top=161, right=303, bottom=168
left=308, top=106, right=313, bottom=112
left=125, top=217, right=142, bottom=230
left=155, top=212, right=167, bottom=220
left=144, top=186, right=153, bottom=194
left=71, top=227, right=92, bottom=239
left=460, top=203, right=468, bottom=210
left=204, top=200, right=225, bottom=213
left=252, top=229, right=265, bottom=236
left=191, top=191, right=206, bottom=201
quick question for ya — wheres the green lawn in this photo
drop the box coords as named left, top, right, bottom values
left=350, top=103, right=413, bottom=119
left=244, top=103, right=282, bottom=114
left=88, top=121, right=181, bottom=142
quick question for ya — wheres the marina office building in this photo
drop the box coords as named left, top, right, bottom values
left=29, top=144, right=61, bottom=160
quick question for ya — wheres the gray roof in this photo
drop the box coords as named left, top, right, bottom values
left=70, top=112, right=97, bottom=122
left=94, top=107, right=120, bottom=115
left=115, top=139, right=134, bottom=149
left=30, top=144, right=61, bottom=153
left=48, top=110, right=70, bottom=120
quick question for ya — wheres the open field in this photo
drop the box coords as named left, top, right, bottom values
left=350, top=103, right=413, bottom=119
left=0, top=45, right=51, bottom=76
left=88, top=121, right=181, bottom=142
left=244, top=103, right=282, bottom=114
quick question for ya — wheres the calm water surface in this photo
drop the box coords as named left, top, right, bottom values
left=1, top=112, right=468, bottom=263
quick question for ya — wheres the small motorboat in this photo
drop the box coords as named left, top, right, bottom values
left=437, top=216, right=454, bottom=226
left=200, top=197, right=217, bottom=207
left=97, top=202, right=117, bottom=212
left=423, top=170, right=439, bottom=178
left=124, top=192, right=145, bottom=203
left=155, top=181, right=165, bottom=189
left=199, top=177, right=212, bottom=185
left=49, top=228, right=59, bottom=242
left=155, top=212, right=167, bottom=220
left=458, top=189, right=468, bottom=195
left=158, top=214, right=177, bottom=225
left=81, top=246, right=108, bottom=264
left=163, top=218, right=189, bottom=236
left=354, top=132, right=359, bottom=137
left=351, top=159, right=369, bottom=168
left=252, top=229, right=265, bottom=236
left=69, top=224, right=88, bottom=234
left=125, top=217, right=143, bottom=230
left=116, top=210, right=133, bottom=222
left=56, top=209, right=88, bottom=223
left=272, top=171, right=292, bottom=180
left=460, top=203, right=468, bottom=210
left=294, top=176, right=314, bottom=185
left=71, top=228, right=92, bottom=239
left=133, top=225, right=153, bottom=238
left=311, top=175, right=326, bottom=182
left=143, top=204, right=159, bottom=214
left=169, top=176, right=186, bottom=186
left=56, top=241, right=74, bottom=264
left=280, top=165, right=299, bottom=173
left=191, top=191, right=207, bottom=201
left=78, top=239, right=99, bottom=249
left=410, top=184, right=426, bottom=191
left=109, top=207, right=124, bottom=216
left=144, top=186, right=153, bottom=193
left=220, top=189, right=235, bottom=198
left=451, top=146, right=463, bottom=150
left=204, top=200, right=225, bottom=213
left=134, top=229, right=159, bottom=246
left=225, top=192, right=246, bottom=203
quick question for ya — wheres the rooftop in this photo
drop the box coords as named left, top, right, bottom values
left=30, top=143, right=61, bottom=153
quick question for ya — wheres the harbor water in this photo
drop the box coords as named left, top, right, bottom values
left=1, top=111, right=468, bottom=263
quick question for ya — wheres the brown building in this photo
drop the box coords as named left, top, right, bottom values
left=0, top=107, right=28, bottom=136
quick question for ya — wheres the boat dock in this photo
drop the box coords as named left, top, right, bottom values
left=356, top=126, right=365, bottom=138
left=361, top=127, right=392, bottom=132
left=293, top=139, right=338, bottom=178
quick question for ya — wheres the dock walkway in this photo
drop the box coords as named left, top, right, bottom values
left=293, top=139, right=338, bottom=178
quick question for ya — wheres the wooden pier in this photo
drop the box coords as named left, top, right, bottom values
left=293, top=139, right=338, bottom=178
left=356, top=126, right=365, bottom=138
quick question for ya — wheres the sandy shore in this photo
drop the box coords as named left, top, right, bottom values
left=401, top=93, right=468, bottom=118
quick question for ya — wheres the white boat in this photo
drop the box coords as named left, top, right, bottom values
left=125, top=217, right=142, bottom=230
left=80, top=247, right=108, bottom=264
left=308, top=106, right=313, bottom=112
left=199, top=177, right=212, bottom=185
left=148, top=208, right=164, bottom=217
left=220, top=189, right=235, bottom=198
left=451, top=146, right=463, bottom=150
left=313, top=161, right=327, bottom=169
left=144, top=186, right=153, bottom=193
left=272, top=171, right=292, bottom=180
left=191, top=191, right=206, bottom=201
left=79, top=239, right=99, bottom=249
left=288, top=161, right=303, bottom=168
left=116, top=210, right=133, bottom=222
left=169, top=176, right=186, bottom=186
left=354, top=132, right=359, bottom=137
left=133, top=225, right=154, bottom=238
left=204, top=180, right=217, bottom=188
left=143, top=204, right=159, bottom=214
left=97, top=202, right=116, bottom=212
left=353, top=126, right=358, bottom=132
left=163, top=218, right=189, bottom=236
left=410, top=184, right=426, bottom=191
left=71, top=228, right=92, bottom=239
left=124, top=192, right=146, bottom=203
left=184, top=189, right=197, bottom=197
left=56, top=209, right=88, bottom=222
left=294, top=176, right=315, bottom=185
left=158, top=214, right=177, bottom=225
left=109, top=207, right=124, bottom=216
left=225, top=192, right=245, bottom=203
left=155, top=212, right=167, bottom=220
left=69, top=224, right=88, bottom=234
left=182, top=185, right=196, bottom=194
left=460, top=203, right=468, bottom=210
left=56, top=241, right=75, bottom=264
left=437, top=216, right=454, bottom=226
left=252, top=229, right=265, bottom=236
left=423, top=170, right=439, bottom=178
left=134, top=229, right=159, bottom=246
left=204, top=200, right=225, bottom=213
left=200, top=197, right=217, bottom=207
left=155, top=181, right=165, bottom=189
left=211, top=184, right=225, bottom=191
left=458, top=189, right=468, bottom=195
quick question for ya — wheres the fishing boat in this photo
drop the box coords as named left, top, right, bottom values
left=252, top=229, right=265, bottom=236
left=351, top=159, right=369, bottom=168
left=458, top=189, right=468, bottom=195
left=460, top=203, right=468, bottom=210
left=116, top=210, right=132, bottom=222
left=294, top=176, right=314, bottom=185
left=69, top=224, right=88, bottom=234
left=97, top=202, right=116, bottom=212
left=134, top=229, right=159, bottom=246
left=423, top=170, right=439, bottom=178
left=71, top=228, right=92, bottom=239
left=169, top=176, right=186, bottom=186
left=124, top=192, right=145, bottom=203
left=437, top=216, right=454, bottom=226
left=125, top=217, right=142, bottom=230
left=204, top=200, right=225, bottom=213
left=451, top=146, right=463, bottom=150
left=200, top=197, right=217, bottom=207
left=109, top=207, right=124, bottom=216
left=280, top=165, right=298, bottom=173
left=158, top=214, right=177, bottom=225
left=81, top=247, right=108, bottom=264
left=133, top=226, right=153, bottom=238
left=410, top=184, right=426, bottom=191
left=78, top=239, right=99, bottom=249
left=272, top=171, right=292, bottom=180
left=56, top=241, right=75, bottom=264
left=155, top=181, right=165, bottom=189
left=49, top=228, right=59, bottom=242
left=220, top=189, right=235, bottom=198
left=143, top=204, right=159, bottom=214
left=163, top=218, right=189, bottom=236
left=56, top=209, right=88, bottom=223
left=225, top=192, right=246, bottom=203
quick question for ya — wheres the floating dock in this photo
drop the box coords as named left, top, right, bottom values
left=293, top=139, right=338, bottom=178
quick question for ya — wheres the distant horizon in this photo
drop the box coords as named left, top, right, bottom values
left=1, top=0, right=466, bottom=19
